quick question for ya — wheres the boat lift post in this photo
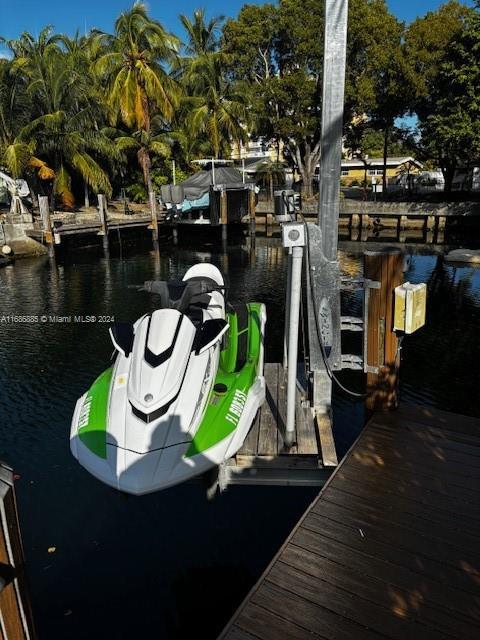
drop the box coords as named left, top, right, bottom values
left=307, top=0, right=348, bottom=419
left=283, top=223, right=306, bottom=447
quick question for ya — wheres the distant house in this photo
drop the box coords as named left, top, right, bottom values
left=231, top=136, right=292, bottom=185
left=335, top=156, right=423, bottom=185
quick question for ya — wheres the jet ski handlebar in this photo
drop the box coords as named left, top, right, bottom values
left=127, top=280, right=226, bottom=294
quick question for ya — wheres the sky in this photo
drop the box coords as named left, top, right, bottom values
left=0, top=0, right=476, bottom=48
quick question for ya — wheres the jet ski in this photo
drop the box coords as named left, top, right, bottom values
left=70, top=263, right=266, bottom=494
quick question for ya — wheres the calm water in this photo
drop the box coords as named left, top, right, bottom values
left=1, top=230, right=480, bottom=639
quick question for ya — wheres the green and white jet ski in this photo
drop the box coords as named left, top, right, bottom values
left=70, top=263, right=266, bottom=494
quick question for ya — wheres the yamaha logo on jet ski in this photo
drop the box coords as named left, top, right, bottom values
left=70, top=263, right=266, bottom=495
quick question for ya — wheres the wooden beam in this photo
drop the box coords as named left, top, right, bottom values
left=315, top=411, right=338, bottom=467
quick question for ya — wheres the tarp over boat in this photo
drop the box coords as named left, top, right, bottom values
left=180, top=167, right=245, bottom=200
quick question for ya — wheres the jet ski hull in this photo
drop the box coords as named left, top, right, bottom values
left=70, top=302, right=266, bottom=494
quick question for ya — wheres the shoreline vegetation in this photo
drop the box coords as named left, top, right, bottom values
left=1, top=0, right=480, bottom=212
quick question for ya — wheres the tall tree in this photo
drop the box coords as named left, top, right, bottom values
left=4, top=28, right=113, bottom=206
left=94, top=2, right=180, bottom=196
left=417, top=5, right=480, bottom=191
left=179, top=10, right=248, bottom=159
left=180, top=9, right=224, bottom=57
left=405, top=1, right=477, bottom=191
left=223, top=0, right=410, bottom=198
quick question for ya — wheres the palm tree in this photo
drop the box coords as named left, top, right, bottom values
left=183, top=54, right=249, bottom=159
left=94, top=3, right=180, bottom=196
left=4, top=28, right=114, bottom=207
left=180, top=9, right=224, bottom=57
left=255, top=159, right=286, bottom=202
left=0, top=55, right=54, bottom=201
left=111, top=116, right=171, bottom=197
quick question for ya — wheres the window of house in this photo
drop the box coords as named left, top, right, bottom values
left=341, top=169, right=350, bottom=176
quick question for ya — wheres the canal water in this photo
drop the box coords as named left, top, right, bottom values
left=1, top=230, right=479, bottom=639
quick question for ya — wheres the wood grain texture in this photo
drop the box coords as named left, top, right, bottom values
left=220, top=404, right=480, bottom=640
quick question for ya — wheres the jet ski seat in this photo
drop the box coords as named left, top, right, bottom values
left=143, top=278, right=222, bottom=326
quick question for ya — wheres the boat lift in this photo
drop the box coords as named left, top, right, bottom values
left=220, top=0, right=350, bottom=488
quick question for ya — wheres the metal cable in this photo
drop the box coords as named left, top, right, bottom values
left=299, top=214, right=367, bottom=399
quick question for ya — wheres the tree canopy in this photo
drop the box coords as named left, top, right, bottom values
left=1, top=0, right=479, bottom=204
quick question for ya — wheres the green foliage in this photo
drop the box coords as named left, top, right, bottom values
left=406, top=1, right=480, bottom=190
left=1, top=0, right=480, bottom=203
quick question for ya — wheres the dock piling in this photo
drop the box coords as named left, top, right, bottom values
left=364, top=248, right=404, bottom=411
left=38, top=195, right=55, bottom=258
left=97, top=194, right=109, bottom=251
left=149, top=190, right=159, bottom=244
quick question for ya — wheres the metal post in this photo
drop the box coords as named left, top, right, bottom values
left=283, top=248, right=293, bottom=371
left=317, top=0, right=349, bottom=261
left=286, top=245, right=303, bottom=446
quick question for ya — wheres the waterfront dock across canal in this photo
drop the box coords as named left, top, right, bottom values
left=219, top=403, right=480, bottom=640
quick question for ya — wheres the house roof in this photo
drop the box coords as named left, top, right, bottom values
left=341, top=156, right=423, bottom=168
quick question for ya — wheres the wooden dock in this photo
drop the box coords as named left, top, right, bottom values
left=223, top=364, right=335, bottom=487
left=219, top=403, right=480, bottom=639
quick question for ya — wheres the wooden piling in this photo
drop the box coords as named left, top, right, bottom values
left=248, top=188, right=256, bottom=238
left=38, top=196, right=54, bottom=258
left=0, top=463, right=36, bottom=639
left=148, top=190, right=158, bottom=243
left=97, top=194, right=109, bottom=250
left=364, top=248, right=404, bottom=411
left=220, top=190, right=228, bottom=225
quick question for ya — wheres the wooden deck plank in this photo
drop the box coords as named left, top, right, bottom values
left=344, top=456, right=480, bottom=502
left=315, top=412, right=338, bottom=467
left=239, top=407, right=261, bottom=456
left=290, top=527, right=480, bottom=624
left=320, top=487, right=480, bottom=551
left=253, top=580, right=379, bottom=640
left=280, top=544, right=475, bottom=639
left=296, top=404, right=317, bottom=455
left=257, top=364, right=279, bottom=456
left=220, top=404, right=480, bottom=640
left=371, top=422, right=480, bottom=464
left=235, top=603, right=325, bottom=640
left=266, top=563, right=450, bottom=640
left=395, top=404, right=480, bottom=436
left=276, top=368, right=291, bottom=453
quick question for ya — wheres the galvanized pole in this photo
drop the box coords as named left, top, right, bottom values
left=317, top=0, right=348, bottom=261
left=283, top=248, right=293, bottom=371
left=285, top=244, right=303, bottom=446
